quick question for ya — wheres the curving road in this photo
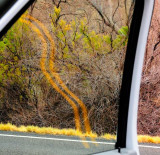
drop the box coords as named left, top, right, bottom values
left=0, top=131, right=159, bottom=155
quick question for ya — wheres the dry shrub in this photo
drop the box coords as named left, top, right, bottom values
left=0, top=0, right=133, bottom=135
left=138, top=0, right=160, bottom=136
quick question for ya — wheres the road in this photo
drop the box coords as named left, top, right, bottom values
left=0, top=131, right=159, bottom=155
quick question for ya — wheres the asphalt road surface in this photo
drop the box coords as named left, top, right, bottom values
left=0, top=131, right=159, bottom=155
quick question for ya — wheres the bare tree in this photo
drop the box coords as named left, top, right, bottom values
left=86, top=0, right=134, bottom=34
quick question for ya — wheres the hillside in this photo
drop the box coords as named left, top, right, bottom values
left=0, top=0, right=160, bottom=137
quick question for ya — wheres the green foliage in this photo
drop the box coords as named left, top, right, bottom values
left=0, top=17, right=38, bottom=103
left=51, top=7, right=129, bottom=74
left=0, top=20, right=22, bottom=84
left=113, top=26, right=128, bottom=49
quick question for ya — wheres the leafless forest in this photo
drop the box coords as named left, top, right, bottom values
left=0, top=0, right=159, bottom=136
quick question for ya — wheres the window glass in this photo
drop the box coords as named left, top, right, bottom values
left=0, top=0, right=135, bottom=154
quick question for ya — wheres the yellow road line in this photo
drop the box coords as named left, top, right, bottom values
left=25, top=15, right=92, bottom=134
left=21, top=18, right=90, bottom=148
left=21, top=19, right=81, bottom=133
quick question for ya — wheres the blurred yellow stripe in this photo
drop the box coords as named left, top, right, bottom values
left=20, top=18, right=90, bottom=148
left=21, top=18, right=82, bottom=133
left=24, top=15, right=92, bottom=135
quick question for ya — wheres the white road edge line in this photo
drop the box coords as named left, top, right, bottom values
left=139, top=145, right=160, bottom=149
left=0, top=134, right=114, bottom=145
left=0, top=134, right=160, bottom=149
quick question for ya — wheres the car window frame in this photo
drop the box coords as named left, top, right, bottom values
left=0, top=0, right=155, bottom=155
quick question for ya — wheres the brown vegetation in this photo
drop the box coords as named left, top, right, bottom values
left=0, top=0, right=160, bottom=138
left=5, top=0, right=160, bottom=137
left=138, top=0, right=160, bottom=136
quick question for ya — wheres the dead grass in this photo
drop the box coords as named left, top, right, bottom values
left=138, top=135, right=160, bottom=144
left=1, top=123, right=160, bottom=144
left=0, top=123, right=97, bottom=139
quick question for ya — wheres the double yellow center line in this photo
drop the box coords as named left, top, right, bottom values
left=21, top=15, right=95, bottom=147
